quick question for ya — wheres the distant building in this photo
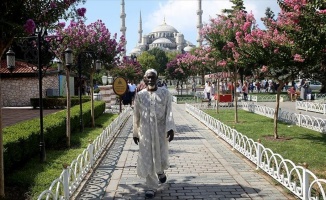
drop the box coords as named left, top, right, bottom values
left=120, top=0, right=204, bottom=55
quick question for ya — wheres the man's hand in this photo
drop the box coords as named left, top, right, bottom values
left=167, top=130, right=174, bottom=142
left=133, top=137, right=139, bottom=145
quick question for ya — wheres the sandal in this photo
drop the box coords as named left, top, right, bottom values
left=145, top=190, right=155, bottom=199
left=158, top=172, right=167, bottom=183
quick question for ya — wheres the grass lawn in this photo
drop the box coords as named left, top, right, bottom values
left=205, top=109, right=326, bottom=179
left=4, top=113, right=117, bottom=200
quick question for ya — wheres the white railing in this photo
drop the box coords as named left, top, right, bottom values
left=249, top=94, right=289, bottom=102
left=185, top=103, right=326, bottom=200
left=315, top=93, right=326, bottom=100
left=37, top=107, right=132, bottom=200
left=296, top=101, right=326, bottom=115
left=240, top=102, right=326, bottom=133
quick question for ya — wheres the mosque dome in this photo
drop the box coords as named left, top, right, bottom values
left=184, top=45, right=193, bottom=52
left=152, top=38, right=172, bottom=44
left=130, top=46, right=142, bottom=54
left=152, top=22, right=178, bottom=33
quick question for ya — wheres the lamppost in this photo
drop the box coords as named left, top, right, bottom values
left=77, top=52, right=101, bottom=132
left=7, top=33, right=72, bottom=162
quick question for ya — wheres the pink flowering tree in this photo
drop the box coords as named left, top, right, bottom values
left=0, top=0, right=85, bottom=196
left=50, top=19, right=125, bottom=146
left=201, top=10, right=256, bottom=123
left=277, top=0, right=326, bottom=92
left=236, top=0, right=326, bottom=138
left=0, top=0, right=85, bottom=59
left=193, top=46, right=216, bottom=85
left=166, top=53, right=192, bottom=95
left=110, top=57, right=143, bottom=82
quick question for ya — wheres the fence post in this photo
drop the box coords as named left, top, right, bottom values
left=63, top=164, right=70, bottom=199
left=298, top=112, right=301, bottom=127
left=232, top=128, right=236, bottom=150
left=88, top=142, right=94, bottom=167
left=256, top=139, right=261, bottom=170
left=302, top=163, right=309, bottom=200
left=324, top=104, right=326, bottom=115
left=278, top=108, right=282, bottom=119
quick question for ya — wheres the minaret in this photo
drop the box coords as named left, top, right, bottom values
left=120, top=0, right=127, bottom=56
left=138, top=11, right=143, bottom=44
left=197, top=0, right=203, bottom=47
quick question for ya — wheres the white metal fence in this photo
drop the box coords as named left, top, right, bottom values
left=185, top=103, right=326, bottom=200
left=37, top=107, right=132, bottom=200
left=296, top=101, right=326, bottom=115
left=240, top=102, right=326, bottom=133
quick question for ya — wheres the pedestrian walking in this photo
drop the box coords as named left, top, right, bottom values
left=133, top=69, right=176, bottom=199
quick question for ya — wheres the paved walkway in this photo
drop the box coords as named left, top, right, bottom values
left=74, top=103, right=295, bottom=200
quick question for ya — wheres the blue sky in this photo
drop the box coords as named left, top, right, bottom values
left=82, top=0, right=280, bottom=55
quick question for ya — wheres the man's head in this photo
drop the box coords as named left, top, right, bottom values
left=144, top=69, right=158, bottom=89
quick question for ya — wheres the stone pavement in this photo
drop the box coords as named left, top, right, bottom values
left=74, top=103, right=295, bottom=200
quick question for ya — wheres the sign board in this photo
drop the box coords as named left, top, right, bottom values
left=112, top=77, right=128, bottom=96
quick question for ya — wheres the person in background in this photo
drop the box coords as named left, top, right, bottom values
left=242, top=82, right=249, bottom=101
left=128, top=81, right=137, bottom=105
left=287, top=86, right=297, bottom=102
left=300, top=79, right=309, bottom=100
left=133, top=69, right=175, bottom=199
left=162, top=80, right=168, bottom=89
left=306, top=85, right=312, bottom=101
left=204, top=81, right=214, bottom=106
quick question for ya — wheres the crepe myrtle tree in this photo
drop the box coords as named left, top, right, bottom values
left=201, top=10, right=256, bottom=123
left=0, top=0, right=85, bottom=197
left=110, top=57, right=144, bottom=82
left=165, top=53, right=192, bottom=95
left=236, top=2, right=313, bottom=139
left=50, top=19, right=125, bottom=146
left=0, top=0, right=86, bottom=58
left=277, top=0, right=326, bottom=92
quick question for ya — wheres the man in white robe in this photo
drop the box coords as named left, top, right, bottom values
left=133, top=69, right=175, bottom=199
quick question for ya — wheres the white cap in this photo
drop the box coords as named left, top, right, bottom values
left=145, top=68, right=157, bottom=76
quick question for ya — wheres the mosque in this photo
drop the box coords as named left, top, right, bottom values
left=119, top=0, right=204, bottom=56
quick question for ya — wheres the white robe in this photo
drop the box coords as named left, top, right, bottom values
left=133, top=87, right=176, bottom=178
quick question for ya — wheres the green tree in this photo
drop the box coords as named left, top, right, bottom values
left=166, top=51, right=178, bottom=62
left=137, top=51, right=158, bottom=72
left=147, top=48, right=168, bottom=76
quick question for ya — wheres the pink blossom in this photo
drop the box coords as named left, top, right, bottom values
left=58, top=22, right=66, bottom=28
left=77, top=8, right=86, bottom=17
left=293, top=54, right=305, bottom=62
left=50, top=1, right=57, bottom=8
left=24, top=19, right=36, bottom=35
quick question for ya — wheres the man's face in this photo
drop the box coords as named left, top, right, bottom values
left=144, top=72, right=157, bottom=87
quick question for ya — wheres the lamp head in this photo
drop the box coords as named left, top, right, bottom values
left=6, top=48, right=15, bottom=73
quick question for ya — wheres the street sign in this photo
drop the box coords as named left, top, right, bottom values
left=112, top=77, right=128, bottom=96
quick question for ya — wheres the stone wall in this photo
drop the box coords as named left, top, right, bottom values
left=1, top=75, right=59, bottom=107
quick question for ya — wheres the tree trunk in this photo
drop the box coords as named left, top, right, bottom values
left=90, top=71, right=95, bottom=128
left=273, top=81, right=285, bottom=139
left=216, top=78, right=219, bottom=113
left=0, top=78, right=5, bottom=197
left=66, top=69, right=71, bottom=147
left=233, top=77, right=239, bottom=123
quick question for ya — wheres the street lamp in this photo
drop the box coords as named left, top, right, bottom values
left=7, top=31, right=43, bottom=162
left=7, top=37, right=72, bottom=162
left=77, top=52, right=101, bottom=132
left=6, top=48, right=15, bottom=73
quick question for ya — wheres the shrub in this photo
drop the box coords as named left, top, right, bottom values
left=2, top=101, right=105, bottom=173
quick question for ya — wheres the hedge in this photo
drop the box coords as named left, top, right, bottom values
left=30, top=96, right=91, bottom=109
left=2, top=101, right=105, bottom=174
